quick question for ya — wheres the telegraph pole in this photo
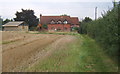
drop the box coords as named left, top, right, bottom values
left=95, top=7, right=97, bottom=20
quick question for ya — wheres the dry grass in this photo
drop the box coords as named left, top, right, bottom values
left=2, top=31, right=74, bottom=72
left=2, top=31, right=118, bottom=72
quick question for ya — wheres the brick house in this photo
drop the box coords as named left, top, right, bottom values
left=38, top=14, right=80, bottom=32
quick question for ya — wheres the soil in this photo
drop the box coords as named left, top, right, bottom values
left=2, top=31, right=76, bottom=72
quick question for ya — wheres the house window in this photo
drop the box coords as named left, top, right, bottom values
left=63, top=20, right=68, bottom=24
left=57, top=20, right=62, bottom=24
left=50, top=20, right=55, bottom=24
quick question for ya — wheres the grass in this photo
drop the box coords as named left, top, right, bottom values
left=28, top=31, right=79, bottom=36
left=26, top=34, right=118, bottom=72
left=2, top=41, right=15, bottom=44
left=2, top=39, right=20, bottom=44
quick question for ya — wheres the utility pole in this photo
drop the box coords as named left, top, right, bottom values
left=95, top=7, right=97, bottom=20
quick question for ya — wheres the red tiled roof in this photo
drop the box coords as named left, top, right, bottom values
left=71, top=17, right=79, bottom=25
left=40, top=15, right=79, bottom=25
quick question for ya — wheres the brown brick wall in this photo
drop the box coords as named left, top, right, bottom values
left=48, top=24, right=71, bottom=32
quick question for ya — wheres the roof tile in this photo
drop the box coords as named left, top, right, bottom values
left=40, top=15, right=79, bottom=25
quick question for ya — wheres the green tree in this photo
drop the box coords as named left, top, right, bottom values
left=61, top=14, right=69, bottom=16
left=79, top=17, right=92, bottom=34
left=0, top=16, right=2, bottom=25
left=3, top=18, right=13, bottom=25
left=0, top=16, right=2, bottom=30
left=82, top=17, right=92, bottom=23
left=79, top=3, right=119, bottom=61
left=42, top=24, right=48, bottom=29
left=14, top=9, right=39, bottom=30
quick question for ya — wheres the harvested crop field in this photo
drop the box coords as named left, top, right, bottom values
left=2, top=31, right=77, bottom=72
left=1, top=31, right=118, bottom=72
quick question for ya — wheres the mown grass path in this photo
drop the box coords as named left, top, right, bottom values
left=26, top=34, right=118, bottom=72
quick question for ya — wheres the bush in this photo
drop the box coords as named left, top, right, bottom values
left=72, top=27, right=79, bottom=31
left=42, top=24, right=48, bottom=29
left=79, top=3, right=119, bottom=60
left=29, top=26, right=37, bottom=31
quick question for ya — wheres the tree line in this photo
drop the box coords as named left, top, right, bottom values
left=1, top=9, right=39, bottom=30
left=78, top=2, right=119, bottom=61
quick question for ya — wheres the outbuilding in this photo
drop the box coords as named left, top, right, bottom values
left=2, top=21, right=29, bottom=31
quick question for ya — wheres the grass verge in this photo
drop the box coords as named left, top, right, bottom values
left=2, top=40, right=15, bottom=44
left=2, top=39, right=21, bottom=44
left=26, top=35, right=118, bottom=72
left=28, top=31, right=79, bottom=36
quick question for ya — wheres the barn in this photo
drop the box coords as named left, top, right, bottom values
left=2, top=21, right=29, bottom=31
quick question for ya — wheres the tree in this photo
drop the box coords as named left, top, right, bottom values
left=42, top=24, right=48, bottom=29
left=78, top=3, right=119, bottom=61
left=61, top=14, right=69, bottom=16
left=0, top=16, right=2, bottom=25
left=3, top=19, right=13, bottom=25
left=82, top=17, right=92, bottom=23
left=79, top=17, right=92, bottom=34
left=0, top=16, right=2, bottom=30
left=14, top=9, right=39, bottom=30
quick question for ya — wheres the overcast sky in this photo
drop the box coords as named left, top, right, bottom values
left=0, top=0, right=120, bottom=21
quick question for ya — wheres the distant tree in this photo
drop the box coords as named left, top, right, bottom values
left=0, top=16, right=2, bottom=30
left=82, top=17, right=92, bottom=23
left=79, top=17, right=92, bottom=34
left=42, top=24, right=48, bottom=29
left=61, top=14, right=68, bottom=16
left=112, top=0, right=117, bottom=7
left=0, top=16, right=2, bottom=25
left=3, top=19, right=13, bottom=25
left=79, top=3, right=119, bottom=61
left=14, top=9, right=39, bottom=30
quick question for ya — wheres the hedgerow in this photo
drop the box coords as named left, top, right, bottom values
left=79, top=3, right=119, bottom=60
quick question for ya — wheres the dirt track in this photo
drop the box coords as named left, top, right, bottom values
left=2, top=31, right=76, bottom=72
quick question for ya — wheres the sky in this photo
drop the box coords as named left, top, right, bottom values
left=0, top=0, right=120, bottom=21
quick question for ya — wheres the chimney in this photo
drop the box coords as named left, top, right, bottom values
left=40, top=14, right=42, bottom=24
left=40, top=14, right=42, bottom=17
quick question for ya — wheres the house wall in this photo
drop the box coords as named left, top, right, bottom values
left=4, top=25, right=28, bottom=31
left=18, top=25, right=29, bottom=31
left=48, top=24, right=71, bottom=32
left=4, top=26, right=19, bottom=31
left=71, top=24, right=80, bottom=28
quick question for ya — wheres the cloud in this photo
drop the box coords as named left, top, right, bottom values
left=0, top=2, right=113, bottom=20
left=1, top=0, right=119, bottom=3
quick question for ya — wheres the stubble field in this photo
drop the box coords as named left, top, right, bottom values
left=2, top=31, right=76, bottom=72
left=1, top=31, right=118, bottom=72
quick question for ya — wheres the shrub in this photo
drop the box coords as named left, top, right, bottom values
left=79, top=3, right=119, bottom=60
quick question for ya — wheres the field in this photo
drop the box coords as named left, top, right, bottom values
left=2, top=31, right=118, bottom=72
left=0, top=31, right=2, bottom=73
